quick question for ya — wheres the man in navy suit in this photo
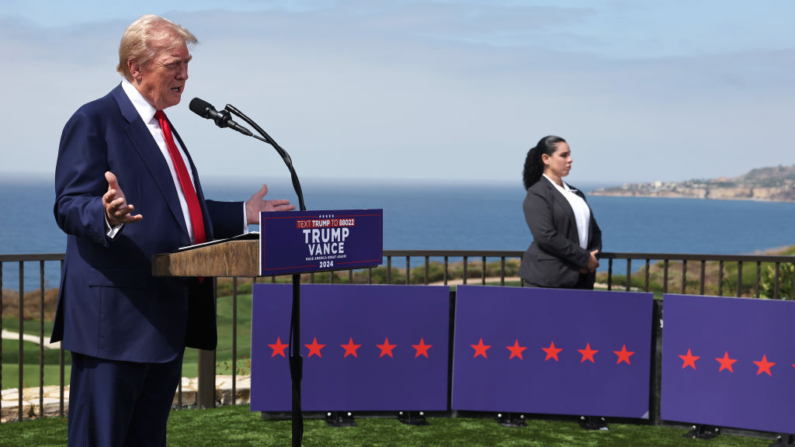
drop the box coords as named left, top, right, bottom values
left=52, top=15, right=294, bottom=446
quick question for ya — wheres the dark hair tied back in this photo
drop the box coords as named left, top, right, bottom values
left=522, top=135, right=566, bottom=190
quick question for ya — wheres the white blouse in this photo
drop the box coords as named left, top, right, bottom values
left=543, top=174, right=591, bottom=249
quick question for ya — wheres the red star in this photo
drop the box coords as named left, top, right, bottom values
left=754, top=354, right=775, bottom=376
left=305, top=337, right=325, bottom=358
left=376, top=337, right=397, bottom=358
left=506, top=340, right=527, bottom=360
left=679, top=349, right=699, bottom=369
left=578, top=343, right=598, bottom=363
left=411, top=338, right=432, bottom=358
left=341, top=338, right=362, bottom=358
left=542, top=341, right=563, bottom=362
left=614, top=345, right=635, bottom=365
left=471, top=338, right=491, bottom=359
left=715, top=351, right=737, bottom=373
left=268, top=337, right=289, bottom=358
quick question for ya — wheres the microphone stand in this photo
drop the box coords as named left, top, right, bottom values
left=224, top=104, right=306, bottom=212
left=225, top=104, right=305, bottom=447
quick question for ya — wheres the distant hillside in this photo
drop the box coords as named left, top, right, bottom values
left=591, top=165, right=795, bottom=202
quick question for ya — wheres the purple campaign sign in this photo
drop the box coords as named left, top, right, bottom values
left=661, top=294, right=795, bottom=434
left=259, top=209, right=382, bottom=276
left=452, top=286, right=653, bottom=418
left=250, top=284, right=449, bottom=412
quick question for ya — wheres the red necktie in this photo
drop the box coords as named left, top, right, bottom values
left=155, top=110, right=207, bottom=245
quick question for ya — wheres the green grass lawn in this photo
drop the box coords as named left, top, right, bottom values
left=0, top=405, right=774, bottom=446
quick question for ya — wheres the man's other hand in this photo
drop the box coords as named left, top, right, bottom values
left=245, top=184, right=296, bottom=224
left=103, top=171, right=143, bottom=226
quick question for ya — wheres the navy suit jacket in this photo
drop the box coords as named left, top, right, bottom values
left=517, top=178, right=602, bottom=288
left=51, top=84, right=243, bottom=363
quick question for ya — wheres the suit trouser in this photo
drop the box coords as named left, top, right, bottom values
left=68, top=351, right=183, bottom=447
left=524, top=273, right=593, bottom=290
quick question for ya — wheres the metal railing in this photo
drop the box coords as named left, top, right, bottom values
left=0, top=253, right=66, bottom=422
left=2, top=250, right=794, bottom=422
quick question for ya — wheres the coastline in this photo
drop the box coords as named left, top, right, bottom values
left=589, top=191, right=795, bottom=204
left=590, top=165, right=795, bottom=203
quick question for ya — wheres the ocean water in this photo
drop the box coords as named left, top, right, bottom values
left=1, top=175, right=794, bottom=291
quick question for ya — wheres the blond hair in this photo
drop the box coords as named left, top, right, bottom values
left=116, top=15, right=198, bottom=81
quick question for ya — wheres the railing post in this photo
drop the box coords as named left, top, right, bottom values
left=406, top=257, right=410, bottom=285
left=444, top=256, right=448, bottom=286
left=463, top=257, right=468, bottom=285
left=232, top=277, right=238, bottom=406
left=39, top=261, right=45, bottom=419
left=736, top=262, right=743, bottom=297
left=482, top=256, right=486, bottom=286
left=774, top=262, right=781, bottom=299
left=500, top=257, right=505, bottom=287
left=644, top=259, right=650, bottom=292
left=681, top=260, right=687, bottom=294
left=59, top=259, right=65, bottom=417
left=197, top=278, right=218, bottom=409
left=607, top=258, right=613, bottom=291
left=626, top=259, right=632, bottom=292
left=18, top=261, right=24, bottom=421
left=700, top=261, right=706, bottom=295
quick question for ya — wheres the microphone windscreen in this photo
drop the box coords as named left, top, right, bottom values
left=189, top=97, right=213, bottom=117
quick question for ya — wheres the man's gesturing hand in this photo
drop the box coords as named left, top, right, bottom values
left=103, top=171, right=143, bottom=226
left=245, top=184, right=296, bottom=225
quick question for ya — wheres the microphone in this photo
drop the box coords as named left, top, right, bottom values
left=189, top=97, right=253, bottom=136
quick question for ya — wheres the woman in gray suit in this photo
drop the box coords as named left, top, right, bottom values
left=518, top=135, right=602, bottom=289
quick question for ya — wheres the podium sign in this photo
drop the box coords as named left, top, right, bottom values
left=259, top=209, right=383, bottom=276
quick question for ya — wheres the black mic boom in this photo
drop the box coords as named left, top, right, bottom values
left=189, top=97, right=253, bottom=136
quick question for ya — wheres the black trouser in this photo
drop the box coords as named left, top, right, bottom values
left=524, top=274, right=593, bottom=290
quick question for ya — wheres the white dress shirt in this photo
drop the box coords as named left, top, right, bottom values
left=106, top=80, right=246, bottom=243
left=543, top=174, right=591, bottom=249
left=121, top=79, right=202, bottom=243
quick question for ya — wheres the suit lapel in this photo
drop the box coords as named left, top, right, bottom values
left=544, top=178, right=579, bottom=241
left=111, top=85, right=190, bottom=239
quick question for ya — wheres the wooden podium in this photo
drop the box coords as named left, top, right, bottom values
left=152, top=239, right=261, bottom=409
left=153, top=239, right=260, bottom=278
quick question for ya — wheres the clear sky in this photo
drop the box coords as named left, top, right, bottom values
left=1, top=0, right=793, bottom=184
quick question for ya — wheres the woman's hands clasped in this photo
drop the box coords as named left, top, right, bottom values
left=580, top=249, right=600, bottom=274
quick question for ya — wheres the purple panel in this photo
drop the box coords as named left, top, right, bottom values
left=661, top=294, right=795, bottom=433
left=259, top=209, right=382, bottom=276
left=251, top=284, right=449, bottom=412
left=452, top=286, right=653, bottom=418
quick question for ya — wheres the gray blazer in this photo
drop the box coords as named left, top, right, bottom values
left=517, top=178, right=602, bottom=288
